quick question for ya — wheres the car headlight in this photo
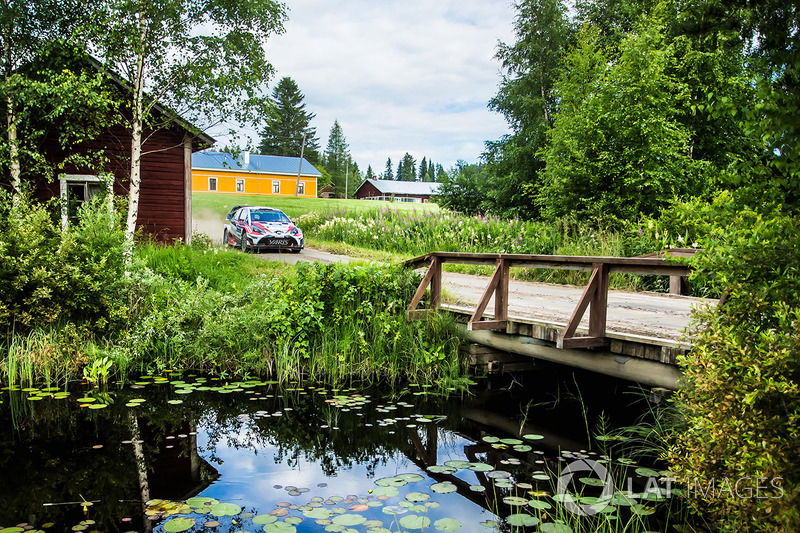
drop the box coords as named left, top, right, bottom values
left=290, top=227, right=302, bottom=236
left=250, top=225, right=266, bottom=235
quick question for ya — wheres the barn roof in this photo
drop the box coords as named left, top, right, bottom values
left=192, top=151, right=321, bottom=177
left=358, top=179, right=440, bottom=196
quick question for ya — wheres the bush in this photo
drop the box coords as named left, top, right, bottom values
left=0, top=192, right=128, bottom=334
left=668, top=195, right=800, bottom=531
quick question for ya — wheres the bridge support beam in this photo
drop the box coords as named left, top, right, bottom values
left=464, top=328, right=683, bottom=390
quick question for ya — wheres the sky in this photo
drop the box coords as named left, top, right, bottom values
left=229, top=0, right=517, bottom=176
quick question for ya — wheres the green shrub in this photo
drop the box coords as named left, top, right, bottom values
left=0, top=192, right=128, bottom=334
left=668, top=195, right=800, bottom=531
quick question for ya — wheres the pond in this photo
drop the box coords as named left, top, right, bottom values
left=0, top=364, right=680, bottom=533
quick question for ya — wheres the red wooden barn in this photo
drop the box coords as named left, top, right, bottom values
left=29, top=58, right=214, bottom=243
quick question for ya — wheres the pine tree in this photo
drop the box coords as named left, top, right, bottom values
left=324, top=120, right=350, bottom=195
left=384, top=157, right=393, bottom=179
left=419, top=157, right=428, bottom=182
left=365, top=165, right=375, bottom=180
left=398, top=153, right=416, bottom=181
left=258, top=77, right=320, bottom=163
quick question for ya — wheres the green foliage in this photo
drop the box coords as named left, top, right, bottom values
left=324, top=120, right=350, bottom=196
left=118, top=251, right=467, bottom=389
left=541, top=22, right=702, bottom=221
left=668, top=196, right=800, bottom=531
left=436, top=161, right=490, bottom=216
left=0, top=192, right=128, bottom=334
left=257, top=76, right=320, bottom=164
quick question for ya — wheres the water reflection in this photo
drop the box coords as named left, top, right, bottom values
left=0, top=366, right=667, bottom=532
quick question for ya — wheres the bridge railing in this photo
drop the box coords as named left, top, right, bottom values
left=404, top=251, right=693, bottom=349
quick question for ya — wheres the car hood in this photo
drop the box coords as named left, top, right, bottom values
left=251, top=221, right=299, bottom=235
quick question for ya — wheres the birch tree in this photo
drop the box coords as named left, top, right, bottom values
left=93, top=0, right=286, bottom=258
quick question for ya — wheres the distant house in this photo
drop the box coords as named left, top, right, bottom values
left=354, top=179, right=440, bottom=203
left=318, top=183, right=336, bottom=198
left=29, top=55, right=214, bottom=243
left=192, top=151, right=320, bottom=198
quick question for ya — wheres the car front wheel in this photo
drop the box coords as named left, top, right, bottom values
left=222, top=229, right=229, bottom=247
left=240, top=235, right=248, bottom=252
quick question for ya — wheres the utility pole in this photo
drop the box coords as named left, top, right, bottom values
left=295, top=131, right=307, bottom=197
left=345, top=160, right=349, bottom=199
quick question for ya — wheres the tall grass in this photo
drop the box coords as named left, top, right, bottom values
left=303, top=209, right=695, bottom=291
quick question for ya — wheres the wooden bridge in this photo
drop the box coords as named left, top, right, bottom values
left=405, top=251, right=711, bottom=390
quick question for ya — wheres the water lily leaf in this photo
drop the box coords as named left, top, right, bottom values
left=482, top=436, right=500, bottom=443
left=347, top=504, right=368, bottom=512
left=635, top=467, right=660, bottom=478
left=507, top=514, right=539, bottom=527
left=503, top=496, right=529, bottom=506
left=399, top=515, right=430, bottom=530
left=167, top=400, right=184, bottom=405
left=263, top=523, right=296, bottom=533
left=371, top=486, right=399, bottom=498
left=466, top=462, right=494, bottom=472
left=500, top=438, right=523, bottom=445
left=202, top=520, right=220, bottom=528
left=469, top=485, right=486, bottom=492
left=284, top=517, right=303, bottom=525
left=443, top=460, right=470, bottom=469
left=427, top=465, right=457, bottom=474
left=513, top=444, right=532, bottom=452
left=88, top=404, right=108, bottom=409
left=434, top=518, right=462, bottom=531
left=163, top=517, right=196, bottom=532
left=579, top=477, right=607, bottom=487
left=187, top=497, right=218, bottom=508
left=76, top=397, right=96, bottom=403
left=479, top=520, right=500, bottom=529
left=527, top=499, right=552, bottom=510
left=631, top=504, right=655, bottom=515
left=302, top=508, right=333, bottom=519
left=486, top=470, right=511, bottom=479
left=375, top=476, right=407, bottom=487
left=396, top=473, right=424, bottom=483
left=430, top=482, right=457, bottom=494
left=405, top=492, right=430, bottom=502
left=252, top=514, right=278, bottom=525
left=522, top=434, right=544, bottom=440
left=210, top=502, right=241, bottom=516
left=332, top=514, right=366, bottom=526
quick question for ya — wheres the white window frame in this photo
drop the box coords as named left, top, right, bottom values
left=208, top=177, right=218, bottom=191
left=297, top=182, right=305, bottom=195
left=272, top=180, right=280, bottom=194
left=236, top=178, right=245, bottom=192
left=59, top=174, right=114, bottom=231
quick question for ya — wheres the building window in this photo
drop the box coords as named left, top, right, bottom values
left=59, top=174, right=113, bottom=230
left=297, top=182, right=305, bottom=195
left=236, top=179, right=245, bottom=193
left=272, top=181, right=280, bottom=194
left=209, top=177, right=217, bottom=191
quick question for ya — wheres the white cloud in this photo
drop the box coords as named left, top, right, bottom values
left=218, top=0, right=516, bottom=174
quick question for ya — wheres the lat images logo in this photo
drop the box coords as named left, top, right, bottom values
left=556, top=458, right=615, bottom=516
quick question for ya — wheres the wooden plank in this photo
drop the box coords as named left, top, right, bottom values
left=467, top=320, right=508, bottom=331
left=588, top=262, right=609, bottom=338
left=430, top=255, right=442, bottom=309
left=407, top=257, right=439, bottom=317
left=494, top=259, right=509, bottom=322
left=558, top=336, right=611, bottom=349
left=469, top=262, right=503, bottom=325
left=560, top=266, right=600, bottom=341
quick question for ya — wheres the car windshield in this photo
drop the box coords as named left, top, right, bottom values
left=251, top=210, right=289, bottom=223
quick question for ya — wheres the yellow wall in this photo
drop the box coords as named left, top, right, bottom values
left=192, top=169, right=318, bottom=197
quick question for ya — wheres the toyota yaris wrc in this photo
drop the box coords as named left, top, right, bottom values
left=223, top=206, right=303, bottom=253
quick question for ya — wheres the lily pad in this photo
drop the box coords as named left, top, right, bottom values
left=506, top=514, right=539, bottom=527
left=427, top=465, right=458, bottom=474
left=434, top=518, right=462, bottom=531
left=405, top=492, right=430, bottom=502
left=399, top=515, right=431, bottom=530
left=430, top=482, right=457, bottom=494
left=466, top=462, right=494, bottom=472
left=503, top=496, right=529, bottom=506
left=371, top=486, right=399, bottom=498
left=375, top=476, right=407, bottom=487
left=252, top=514, right=278, bottom=525
left=210, top=502, right=241, bottom=516
left=332, top=514, right=366, bottom=526
left=522, top=434, right=544, bottom=440
left=263, top=523, right=296, bottom=533
left=187, top=497, right=218, bottom=508
left=163, top=517, right=196, bottom=532
left=579, top=477, right=608, bottom=487
left=539, top=524, right=573, bottom=533
left=635, top=467, right=660, bottom=477
left=527, top=499, right=552, bottom=510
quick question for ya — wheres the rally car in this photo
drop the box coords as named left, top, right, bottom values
left=223, top=206, right=303, bottom=253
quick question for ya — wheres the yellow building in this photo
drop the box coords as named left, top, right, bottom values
left=192, top=151, right=319, bottom=197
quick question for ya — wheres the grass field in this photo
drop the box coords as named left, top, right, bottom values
left=191, top=192, right=439, bottom=243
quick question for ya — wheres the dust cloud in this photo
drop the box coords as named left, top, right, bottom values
left=192, top=208, right=225, bottom=244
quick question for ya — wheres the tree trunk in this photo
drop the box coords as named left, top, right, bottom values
left=6, top=94, right=20, bottom=205
left=124, top=12, right=147, bottom=263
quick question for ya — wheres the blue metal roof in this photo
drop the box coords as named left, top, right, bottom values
left=192, top=151, right=321, bottom=177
